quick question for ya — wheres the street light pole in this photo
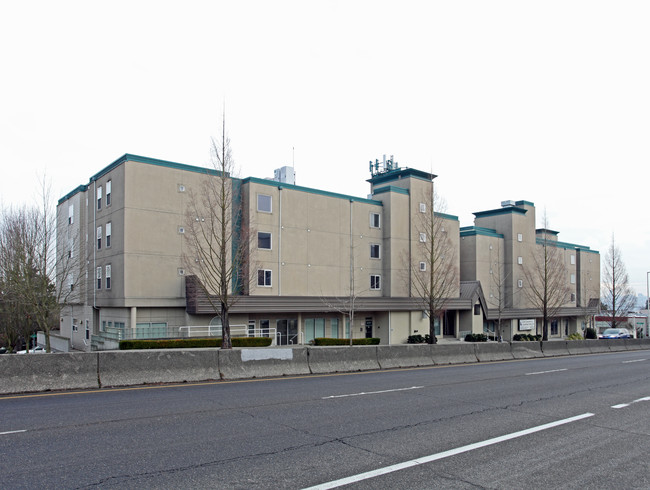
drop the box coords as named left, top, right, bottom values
left=646, top=271, right=650, bottom=337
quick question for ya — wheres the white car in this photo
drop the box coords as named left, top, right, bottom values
left=16, top=346, right=46, bottom=354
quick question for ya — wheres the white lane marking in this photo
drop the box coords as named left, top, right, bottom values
left=622, top=359, right=647, bottom=363
left=612, top=396, right=650, bottom=409
left=322, top=386, right=423, bottom=399
left=525, top=368, right=568, bottom=376
left=0, top=430, right=27, bottom=436
left=303, top=413, right=595, bottom=490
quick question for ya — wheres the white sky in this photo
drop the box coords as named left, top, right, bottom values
left=1, top=1, right=649, bottom=294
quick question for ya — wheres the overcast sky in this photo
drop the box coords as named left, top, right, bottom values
left=1, top=1, right=649, bottom=294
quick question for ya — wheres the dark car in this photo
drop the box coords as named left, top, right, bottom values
left=599, top=328, right=632, bottom=339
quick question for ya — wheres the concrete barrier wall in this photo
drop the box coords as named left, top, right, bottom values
left=98, top=349, right=219, bottom=387
left=431, top=344, right=478, bottom=365
left=475, top=343, right=515, bottom=362
left=541, top=341, right=571, bottom=357
left=510, top=342, right=544, bottom=359
left=307, top=346, right=381, bottom=374
left=376, top=345, right=434, bottom=369
left=0, top=353, right=99, bottom=394
left=219, top=347, right=310, bottom=380
left=2, top=340, right=650, bottom=394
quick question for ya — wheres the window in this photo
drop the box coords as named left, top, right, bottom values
left=106, top=222, right=112, bottom=248
left=68, top=204, right=74, bottom=224
left=96, top=267, right=102, bottom=289
left=517, top=256, right=523, bottom=265
left=570, top=255, right=576, bottom=265
left=419, top=261, right=427, bottom=271
left=570, top=273, right=576, bottom=284
left=419, top=203, right=426, bottom=213
left=105, top=265, right=111, bottom=289
left=551, top=320, right=559, bottom=336
left=474, top=304, right=481, bottom=315
left=258, top=232, right=272, bottom=249
left=419, top=233, right=426, bottom=243
left=517, top=279, right=523, bottom=288
left=331, top=318, right=339, bottom=338
left=370, top=212, right=380, bottom=228
left=97, top=186, right=102, bottom=210
left=517, top=233, right=523, bottom=242
left=72, top=319, right=78, bottom=332
left=106, top=180, right=112, bottom=206
left=370, top=275, right=381, bottom=290
left=97, top=226, right=102, bottom=250
left=257, top=194, right=272, bottom=213
left=370, top=244, right=380, bottom=259
left=571, top=293, right=576, bottom=302
left=258, top=269, right=272, bottom=287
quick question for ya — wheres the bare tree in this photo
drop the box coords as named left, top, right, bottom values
left=522, top=214, right=571, bottom=341
left=601, top=234, right=636, bottom=329
left=184, top=114, right=250, bottom=349
left=488, top=241, right=511, bottom=342
left=410, top=188, right=459, bottom=344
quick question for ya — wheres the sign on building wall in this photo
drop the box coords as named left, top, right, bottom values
left=519, top=319, right=535, bottom=331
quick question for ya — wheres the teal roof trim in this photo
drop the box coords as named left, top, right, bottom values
left=460, top=226, right=504, bottom=239
left=435, top=212, right=459, bottom=221
left=372, top=185, right=409, bottom=196
left=58, top=184, right=88, bottom=205
left=474, top=206, right=528, bottom=219
left=241, top=176, right=383, bottom=206
left=89, top=153, right=221, bottom=183
left=515, top=200, right=535, bottom=207
left=536, top=237, right=597, bottom=253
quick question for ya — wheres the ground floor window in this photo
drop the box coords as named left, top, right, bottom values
left=551, top=320, right=559, bottom=336
left=330, top=318, right=339, bottom=338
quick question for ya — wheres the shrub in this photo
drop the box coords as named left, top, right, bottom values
left=119, top=337, right=273, bottom=350
left=584, top=327, right=598, bottom=339
left=512, top=334, right=541, bottom=341
left=312, top=338, right=380, bottom=346
left=407, top=334, right=425, bottom=344
left=566, top=333, right=583, bottom=340
left=464, top=333, right=487, bottom=342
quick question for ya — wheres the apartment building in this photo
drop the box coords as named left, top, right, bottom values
left=57, top=154, right=599, bottom=351
left=460, top=200, right=600, bottom=340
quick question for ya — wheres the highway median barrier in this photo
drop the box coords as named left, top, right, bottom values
left=541, top=341, right=571, bottom=357
left=510, top=341, right=544, bottom=359
left=566, top=340, right=593, bottom=355
left=0, top=352, right=99, bottom=394
left=376, top=344, right=434, bottom=369
left=307, top=346, right=380, bottom=374
left=218, top=347, right=310, bottom=380
left=475, top=342, right=515, bottom=362
left=98, top=349, right=219, bottom=387
left=431, top=343, right=478, bottom=365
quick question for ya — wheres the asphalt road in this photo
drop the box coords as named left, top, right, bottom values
left=1, top=350, right=649, bottom=489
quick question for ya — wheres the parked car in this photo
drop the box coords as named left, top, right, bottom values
left=0, top=346, right=7, bottom=354
left=599, top=328, right=632, bottom=339
left=16, top=346, right=46, bottom=354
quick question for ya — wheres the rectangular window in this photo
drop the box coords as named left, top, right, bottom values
left=419, top=202, right=426, bottom=213
left=570, top=255, right=576, bottom=265
left=105, top=265, right=111, bottom=289
left=517, top=233, right=523, bottom=242
left=419, top=233, right=426, bottom=243
left=517, top=256, right=523, bottom=265
left=96, top=267, right=102, bottom=289
left=106, top=180, right=112, bottom=206
left=257, top=194, right=272, bottom=213
left=419, top=261, right=427, bottom=271
left=257, top=269, right=272, bottom=287
left=68, top=204, right=74, bottom=224
left=551, top=320, right=559, bottom=336
left=370, top=275, right=381, bottom=290
left=258, top=232, right=272, bottom=249
left=106, top=222, right=112, bottom=248
left=474, top=304, right=481, bottom=315
left=331, top=318, right=339, bottom=338
left=97, top=186, right=102, bottom=210
left=97, top=226, right=102, bottom=250
left=370, top=212, right=380, bottom=228
left=518, top=279, right=523, bottom=288
left=570, top=273, right=576, bottom=284
left=370, top=244, right=380, bottom=259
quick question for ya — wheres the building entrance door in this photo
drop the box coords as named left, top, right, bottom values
left=276, top=319, right=298, bottom=345
left=365, top=317, right=373, bottom=338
